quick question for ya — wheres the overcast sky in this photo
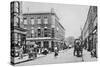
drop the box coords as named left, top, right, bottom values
left=22, top=2, right=89, bottom=38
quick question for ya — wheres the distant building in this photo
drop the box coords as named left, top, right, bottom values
left=22, top=11, right=65, bottom=52
left=82, top=6, right=97, bottom=52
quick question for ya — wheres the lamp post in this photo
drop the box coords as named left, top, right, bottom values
left=80, top=27, right=84, bottom=62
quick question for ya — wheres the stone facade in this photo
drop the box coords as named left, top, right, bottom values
left=11, top=1, right=27, bottom=64
left=22, top=12, right=65, bottom=52
left=82, top=6, right=97, bottom=52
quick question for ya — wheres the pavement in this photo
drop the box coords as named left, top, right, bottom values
left=13, top=53, right=45, bottom=64
left=14, top=54, right=29, bottom=64
left=16, top=48, right=97, bottom=66
left=82, top=49, right=97, bottom=62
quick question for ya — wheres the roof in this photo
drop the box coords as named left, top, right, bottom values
left=23, top=12, right=59, bottom=20
left=23, top=12, right=65, bottom=30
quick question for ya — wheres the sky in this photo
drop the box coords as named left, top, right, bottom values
left=22, top=2, right=89, bottom=38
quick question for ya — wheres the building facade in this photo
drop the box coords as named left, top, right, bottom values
left=82, top=6, right=97, bottom=55
left=22, top=12, right=65, bottom=53
left=11, top=1, right=27, bottom=64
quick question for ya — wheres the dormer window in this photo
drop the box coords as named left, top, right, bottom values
left=37, top=29, right=41, bottom=37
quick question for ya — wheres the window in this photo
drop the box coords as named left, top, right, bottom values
left=14, top=2, right=19, bottom=8
left=11, top=2, right=14, bottom=13
left=37, top=18, right=41, bottom=24
left=26, top=41, right=30, bottom=45
left=13, top=33, right=22, bottom=47
left=31, top=18, right=34, bottom=25
left=14, top=2, right=19, bottom=13
left=31, top=30, right=34, bottom=34
left=44, top=28, right=51, bottom=37
left=93, top=6, right=97, bottom=13
left=24, top=19, right=27, bottom=25
left=52, top=28, right=55, bottom=38
left=57, top=27, right=59, bottom=31
left=51, top=25, right=55, bottom=28
left=38, top=29, right=41, bottom=37
left=31, top=30, right=34, bottom=37
left=14, top=16, right=18, bottom=26
left=44, top=18, right=48, bottom=24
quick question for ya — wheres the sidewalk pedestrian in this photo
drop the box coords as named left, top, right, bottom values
left=54, top=47, right=58, bottom=57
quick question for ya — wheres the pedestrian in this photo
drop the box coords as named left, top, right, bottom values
left=74, top=39, right=79, bottom=56
left=74, top=42, right=77, bottom=56
left=54, top=47, right=58, bottom=57
left=54, top=51, right=58, bottom=57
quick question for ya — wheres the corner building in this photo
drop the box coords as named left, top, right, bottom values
left=22, top=12, right=65, bottom=52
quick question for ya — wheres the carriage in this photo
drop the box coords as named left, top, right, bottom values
left=74, top=39, right=83, bottom=57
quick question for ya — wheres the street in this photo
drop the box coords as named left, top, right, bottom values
left=16, top=48, right=97, bottom=66
left=10, top=2, right=98, bottom=66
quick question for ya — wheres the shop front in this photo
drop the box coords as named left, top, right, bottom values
left=25, top=41, right=38, bottom=59
left=11, top=27, right=27, bottom=64
left=11, top=28, right=27, bottom=58
left=87, top=24, right=97, bottom=52
left=87, top=33, right=93, bottom=51
left=92, top=25, right=97, bottom=57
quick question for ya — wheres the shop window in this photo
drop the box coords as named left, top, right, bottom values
left=31, top=30, right=34, bottom=34
left=13, top=33, right=23, bottom=47
left=17, top=34, right=21, bottom=46
left=37, top=42, right=41, bottom=47
left=44, top=41, right=49, bottom=48
left=44, top=28, right=48, bottom=37
left=26, top=31, right=31, bottom=38
left=57, top=27, right=59, bottom=31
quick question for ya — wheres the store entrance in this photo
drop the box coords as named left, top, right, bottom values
left=43, top=41, right=49, bottom=49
